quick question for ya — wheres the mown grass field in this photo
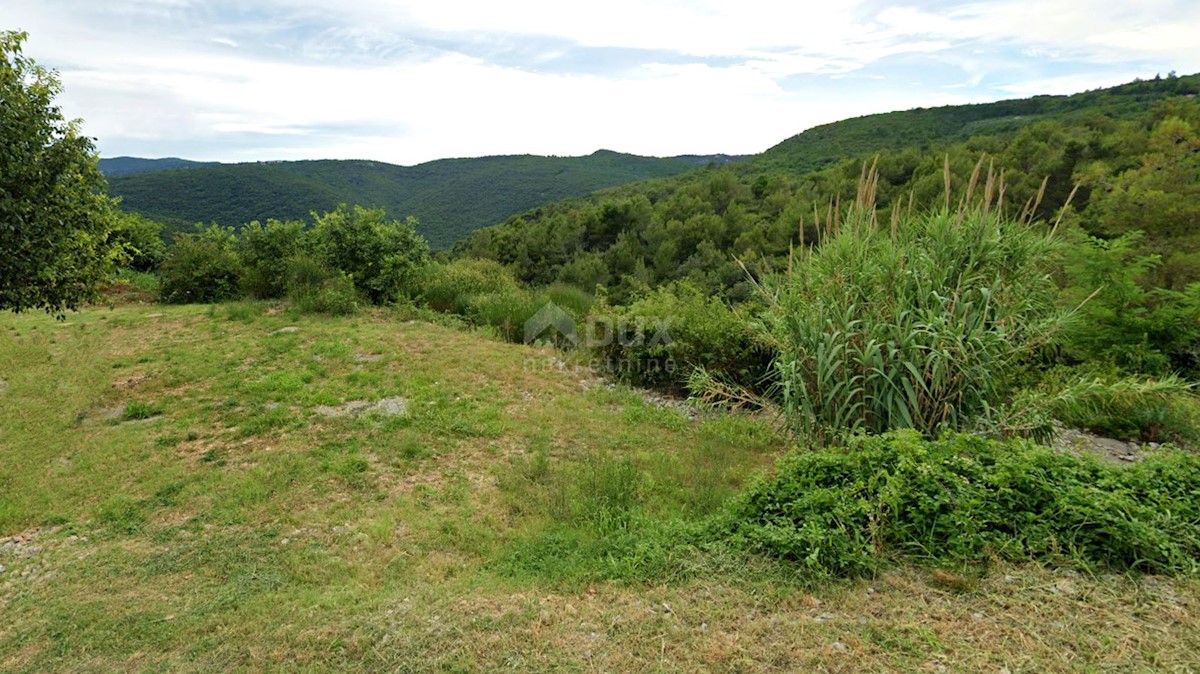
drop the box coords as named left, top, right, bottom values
left=1, top=303, right=1197, bottom=672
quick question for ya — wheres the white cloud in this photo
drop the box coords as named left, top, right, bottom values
left=2, top=0, right=1198, bottom=164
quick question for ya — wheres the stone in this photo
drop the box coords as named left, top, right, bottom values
left=273, top=326, right=300, bottom=334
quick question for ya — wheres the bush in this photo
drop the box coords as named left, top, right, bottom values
left=284, top=256, right=359, bottom=315
left=239, top=219, right=309, bottom=299
left=761, top=205, right=1062, bottom=442
left=311, top=204, right=430, bottom=304
left=109, top=211, right=166, bottom=272
left=595, top=281, right=770, bottom=392
left=718, top=431, right=1200, bottom=577
left=1014, top=369, right=1200, bottom=444
left=158, top=225, right=243, bottom=304
left=1059, top=231, right=1200, bottom=376
left=417, top=258, right=520, bottom=313
left=293, top=272, right=360, bottom=316
left=465, top=287, right=545, bottom=342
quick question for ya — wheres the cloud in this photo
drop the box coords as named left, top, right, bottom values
left=3, top=0, right=1198, bottom=164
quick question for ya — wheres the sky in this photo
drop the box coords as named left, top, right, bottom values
left=5, top=0, right=1200, bottom=165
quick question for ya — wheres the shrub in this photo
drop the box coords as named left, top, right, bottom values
left=109, top=211, right=166, bottom=272
left=239, top=219, right=310, bottom=299
left=718, top=431, right=1200, bottom=577
left=311, top=204, right=430, bottom=304
left=417, top=258, right=520, bottom=313
left=293, top=272, right=360, bottom=316
left=158, top=225, right=243, bottom=304
left=1059, top=231, right=1200, bottom=377
left=465, top=287, right=545, bottom=342
left=284, top=256, right=359, bottom=315
left=760, top=205, right=1063, bottom=443
left=595, top=281, right=769, bottom=392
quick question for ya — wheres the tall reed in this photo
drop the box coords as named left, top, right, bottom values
left=759, top=163, right=1065, bottom=443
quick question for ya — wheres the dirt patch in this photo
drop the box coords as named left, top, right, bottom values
left=315, top=397, right=408, bottom=418
left=1053, top=424, right=1154, bottom=463
left=113, top=374, right=150, bottom=390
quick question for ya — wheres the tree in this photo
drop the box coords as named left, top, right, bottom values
left=1, top=31, right=116, bottom=315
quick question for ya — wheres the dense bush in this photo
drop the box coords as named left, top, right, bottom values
left=158, top=226, right=243, bottom=304
left=594, top=281, right=770, bottom=391
left=417, top=258, right=521, bottom=313
left=238, top=219, right=309, bottom=299
left=718, top=431, right=1200, bottom=577
left=1059, top=231, right=1200, bottom=376
left=760, top=203, right=1063, bottom=442
left=311, top=204, right=430, bottom=304
left=109, top=211, right=166, bottom=272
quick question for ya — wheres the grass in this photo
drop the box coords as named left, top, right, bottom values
left=1, top=304, right=1198, bottom=671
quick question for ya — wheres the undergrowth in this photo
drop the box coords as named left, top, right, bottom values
left=717, top=431, right=1200, bottom=578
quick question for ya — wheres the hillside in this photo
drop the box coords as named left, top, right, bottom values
left=106, top=151, right=718, bottom=248
left=98, top=157, right=219, bottom=177
left=458, top=73, right=1200, bottom=302
left=2, top=304, right=1197, bottom=671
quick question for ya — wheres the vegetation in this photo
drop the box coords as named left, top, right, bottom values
left=0, top=31, right=117, bottom=315
left=4, top=41, right=1200, bottom=669
left=720, top=431, right=1200, bottom=577
left=106, top=151, right=724, bottom=248
left=2, top=304, right=1198, bottom=671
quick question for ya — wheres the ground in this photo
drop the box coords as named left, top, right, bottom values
left=1, top=303, right=1197, bottom=672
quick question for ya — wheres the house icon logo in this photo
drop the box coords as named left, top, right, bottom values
left=524, top=302, right=579, bottom=346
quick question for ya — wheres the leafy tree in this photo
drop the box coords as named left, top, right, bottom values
left=0, top=31, right=116, bottom=314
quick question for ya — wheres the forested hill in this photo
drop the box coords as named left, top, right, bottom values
left=457, top=73, right=1200, bottom=302
left=99, top=157, right=219, bottom=176
left=106, top=151, right=727, bottom=248
left=745, top=74, right=1200, bottom=174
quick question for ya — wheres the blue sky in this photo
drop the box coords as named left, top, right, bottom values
left=5, top=0, right=1199, bottom=165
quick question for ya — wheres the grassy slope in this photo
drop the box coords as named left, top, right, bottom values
left=1, top=305, right=1197, bottom=672
left=107, top=151, right=708, bottom=249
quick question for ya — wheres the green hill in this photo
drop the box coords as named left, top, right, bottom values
left=98, top=157, right=219, bottom=176
left=457, top=73, right=1200, bottom=302
left=107, top=151, right=723, bottom=248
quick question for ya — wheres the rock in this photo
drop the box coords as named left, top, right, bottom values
left=273, top=326, right=300, bottom=334
left=146, top=313, right=164, bottom=318
left=374, top=397, right=407, bottom=416
left=831, top=642, right=847, bottom=653
left=0, top=564, right=6, bottom=574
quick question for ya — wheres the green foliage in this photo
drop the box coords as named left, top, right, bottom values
left=310, top=204, right=429, bottom=304
left=459, top=80, right=1200, bottom=303
left=0, top=31, right=118, bottom=315
left=595, top=281, right=769, bottom=391
left=158, top=225, right=243, bottom=304
left=1010, top=371, right=1200, bottom=444
left=1059, top=231, right=1200, bottom=375
left=108, top=211, right=166, bottom=272
left=464, top=287, right=546, bottom=343
left=122, top=400, right=165, bottom=421
left=718, top=431, right=1200, bottom=577
left=760, top=204, right=1062, bottom=443
left=417, top=258, right=521, bottom=313
left=238, top=219, right=308, bottom=298
left=107, top=151, right=711, bottom=248
left=290, top=271, right=360, bottom=316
